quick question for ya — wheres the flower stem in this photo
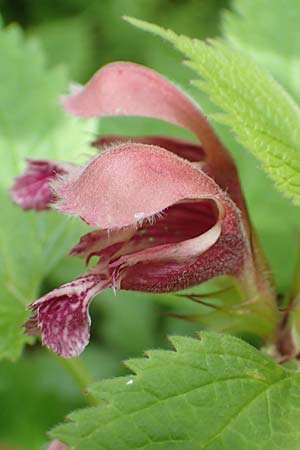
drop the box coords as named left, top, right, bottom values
left=53, top=353, right=98, bottom=406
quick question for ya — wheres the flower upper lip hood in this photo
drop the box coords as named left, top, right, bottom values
left=62, top=62, right=246, bottom=215
left=53, top=142, right=245, bottom=290
left=10, top=61, right=276, bottom=358
left=54, top=143, right=225, bottom=229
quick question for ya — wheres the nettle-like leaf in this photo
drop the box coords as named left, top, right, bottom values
left=51, top=332, right=300, bottom=450
left=125, top=17, right=300, bottom=205
left=0, top=22, right=96, bottom=360
left=222, top=0, right=300, bottom=100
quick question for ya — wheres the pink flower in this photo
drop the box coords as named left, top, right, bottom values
left=46, top=439, right=68, bottom=450
left=11, top=62, right=273, bottom=358
left=10, top=159, right=74, bottom=211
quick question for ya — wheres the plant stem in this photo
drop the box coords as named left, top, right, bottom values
left=53, top=353, right=98, bottom=406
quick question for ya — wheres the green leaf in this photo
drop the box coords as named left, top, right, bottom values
left=0, top=22, right=96, bottom=360
left=125, top=17, right=300, bottom=204
left=222, top=0, right=300, bottom=100
left=51, top=332, right=300, bottom=450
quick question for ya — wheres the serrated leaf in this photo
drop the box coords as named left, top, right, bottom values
left=222, top=0, right=300, bottom=100
left=125, top=17, right=300, bottom=205
left=0, top=22, right=96, bottom=360
left=51, top=332, right=300, bottom=450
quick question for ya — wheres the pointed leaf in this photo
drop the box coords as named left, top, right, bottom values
left=125, top=17, right=300, bottom=204
left=51, top=332, right=300, bottom=450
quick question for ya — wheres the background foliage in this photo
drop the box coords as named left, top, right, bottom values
left=1, top=0, right=300, bottom=449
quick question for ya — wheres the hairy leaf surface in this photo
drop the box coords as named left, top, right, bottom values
left=52, top=332, right=300, bottom=450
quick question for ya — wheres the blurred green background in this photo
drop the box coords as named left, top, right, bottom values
left=1, top=1, right=299, bottom=449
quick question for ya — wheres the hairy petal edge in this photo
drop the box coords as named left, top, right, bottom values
left=24, top=274, right=110, bottom=358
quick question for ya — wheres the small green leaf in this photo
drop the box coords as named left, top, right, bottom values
left=222, top=0, right=300, bottom=100
left=0, top=22, right=96, bottom=360
left=51, top=332, right=300, bottom=449
left=125, top=17, right=300, bottom=204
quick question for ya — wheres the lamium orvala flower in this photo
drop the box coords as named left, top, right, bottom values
left=10, top=62, right=278, bottom=358
left=47, top=439, right=69, bottom=450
